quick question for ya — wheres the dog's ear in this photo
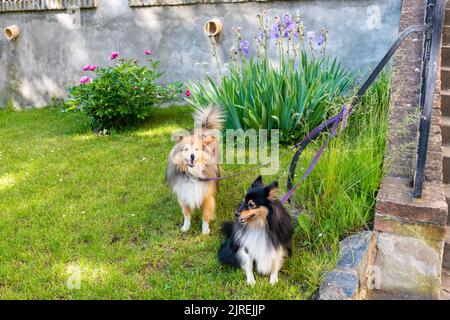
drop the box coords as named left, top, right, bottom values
left=172, top=130, right=186, bottom=143
left=251, top=175, right=264, bottom=188
left=264, top=181, right=279, bottom=200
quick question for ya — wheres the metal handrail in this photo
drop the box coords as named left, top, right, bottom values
left=413, top=0, right=445, bottom=197
left=286, top=0, right=445, bottom=199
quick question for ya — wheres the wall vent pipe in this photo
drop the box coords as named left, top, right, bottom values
left=4, top=25, right=20, bottom=41
left=204, top=19, right=222, bottom=37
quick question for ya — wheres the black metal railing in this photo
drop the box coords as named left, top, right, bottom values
left=414, top=0, right=445, bottom=197
left=286, top=0, right=445, bottom=199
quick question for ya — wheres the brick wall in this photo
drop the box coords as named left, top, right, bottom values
left=385, top=0, right=426, bottom=180
left=370, top=0, right=448, bottom=299
left=375, top=0, right=447, bottom=238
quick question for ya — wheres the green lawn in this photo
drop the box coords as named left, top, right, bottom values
left=0, top=87, right=387, bottom=299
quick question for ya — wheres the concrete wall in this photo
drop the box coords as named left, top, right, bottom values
left=0, top=0, right=402, bottom=107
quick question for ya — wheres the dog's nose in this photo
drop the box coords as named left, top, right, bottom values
left=190, top=154, right=195, bottom=162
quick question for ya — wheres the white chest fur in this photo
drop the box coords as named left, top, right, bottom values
left=237, top=229, right=285, bottom=275
left=172, top=177, right=209, bottom=209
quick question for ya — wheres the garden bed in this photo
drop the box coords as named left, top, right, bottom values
left=0, top=74, right=389, bottom=299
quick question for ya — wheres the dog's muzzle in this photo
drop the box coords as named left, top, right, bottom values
left=188, top=154, right=196, bottom=167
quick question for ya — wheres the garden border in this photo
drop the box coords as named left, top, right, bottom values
left=317, top=231, right=376, bottom=300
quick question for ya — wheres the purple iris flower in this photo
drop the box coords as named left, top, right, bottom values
left=257, top=32, right=264, bottom=42
left=286, top=20, right=294, bottom=30
left=317, top=34, right=325, bottom=46
left=282, top=13, right=292, bottom=25
left=239, top=40, right=250, bottom=57
left=270, top=24, right=280, bottom=39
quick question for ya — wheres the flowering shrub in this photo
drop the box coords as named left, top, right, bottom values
left=69, top=51, right=182, bottom=130
left=188, top=12, right=354, bottom=144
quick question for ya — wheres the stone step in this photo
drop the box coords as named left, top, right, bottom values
left=444, top=26, right=450, bottom=46
left=443, top=67, right=450, bottom=91
left=446, top=9, right=450, bottom=25
left=444, top=184, right=450, bottom=220
left=442, top=90, right=450, bottom=117
left=444, top=243, right=450, bottom=270
left=442, top=267, right=450, bottom=300
left=444, top=227, right=450, bottom=269
left=447, top=226, right=450, bottom=244
left=441, top=115, right=450, bottom=142
left=442, top=46, right=450, bottom=68
left=443, top=146, right=450, bottom=183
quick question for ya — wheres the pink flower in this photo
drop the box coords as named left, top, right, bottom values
left=80, top=76, right=91, bottom=84
left=82, top=65, right=91, bottom=71
left=133, top=86, right=139, bottom=90
left=185, top=90, right=191, bottom=97
left=145, top=50, right=152, bottom=55
left=89, top=65, right=97, bottom=71
left=111, top=51, right=119, bottom=60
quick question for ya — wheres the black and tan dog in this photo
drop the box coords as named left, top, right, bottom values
left=219, top=176, right=293, bottom=285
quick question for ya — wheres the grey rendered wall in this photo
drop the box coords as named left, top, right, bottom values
left=0, top=0, right=402, bottom=107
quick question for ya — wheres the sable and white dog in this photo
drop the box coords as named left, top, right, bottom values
left=219, top=176, right=293, bottom=285
left=166, top=106, right=224, bottom=234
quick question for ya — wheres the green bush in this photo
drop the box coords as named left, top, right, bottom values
left=69, top=54, right=182, bottom=130
left=187, top=12, right=354, bottom=144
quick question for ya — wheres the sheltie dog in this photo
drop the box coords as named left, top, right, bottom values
left=219, top=176, right=293, bottom=285
left=166, top=106, right=224, bottom=235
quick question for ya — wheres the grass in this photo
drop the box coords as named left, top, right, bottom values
left=0, top=76, right=389, bottom=299
left=292, top=72, right=390, bottom=250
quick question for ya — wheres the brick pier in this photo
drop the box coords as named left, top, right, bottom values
left=369, top=0, right=449, bottom=299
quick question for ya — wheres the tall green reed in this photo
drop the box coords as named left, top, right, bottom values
left=294, top=72, right=391, bottom=250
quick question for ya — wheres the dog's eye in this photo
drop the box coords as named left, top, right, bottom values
left=195, top=148, right=199, bottom=151
left=248, top=201, right=256, bottom=209
left=183, top=148, right=189, bottom=151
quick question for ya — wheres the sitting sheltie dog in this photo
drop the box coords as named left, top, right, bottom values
left=166, top=106, right=223, bottom=235
left=219, top=176, right=293, bottom=285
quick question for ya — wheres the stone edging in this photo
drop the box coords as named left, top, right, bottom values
left=317, top=231, right=375, bottom=300
left=0, top=0, right=98, bottom=12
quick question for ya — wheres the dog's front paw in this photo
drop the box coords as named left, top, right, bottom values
left=269, top=275, right=278, bottom=285
left=201, top=222, right=210, bottom=235
left=246, top=276, right=256, bottom=286
left=181, top=217, right=191, bottom=232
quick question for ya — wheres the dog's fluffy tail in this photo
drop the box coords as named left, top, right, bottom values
left=218, top=222, right=239, bottom=267
left=220, top=222, right=234, bottom=239
left=193, top=106, right=224, bottom=131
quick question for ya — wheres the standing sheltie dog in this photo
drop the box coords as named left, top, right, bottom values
left=219, top=176, right=293, bottom=285
left=166, top=106, right=224, bottom=235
